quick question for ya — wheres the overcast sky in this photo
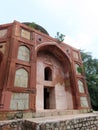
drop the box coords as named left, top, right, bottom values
left=0, top=0, right=98, bottom=58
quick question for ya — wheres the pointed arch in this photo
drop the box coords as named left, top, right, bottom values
left=36, top=42, right=71, bottom=62
left=36, top=42, right=76, bottom=110
left=36, top=42, right=72, bottom=72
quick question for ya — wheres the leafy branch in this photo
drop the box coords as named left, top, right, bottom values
left=55, top=32, right=65, bottom=43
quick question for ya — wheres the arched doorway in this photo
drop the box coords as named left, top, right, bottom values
left=36, top=44, right=74, bottom=111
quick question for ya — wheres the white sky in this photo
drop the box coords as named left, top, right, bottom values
left=0, top=0, right=98, bottom=58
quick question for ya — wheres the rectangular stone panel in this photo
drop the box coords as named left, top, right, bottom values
left=78, top=80, right=85, bottom=93
left=10, top=93, right=29, bottom=110
left=21, top=29, right=30, bottom=40
left=73, top=51, right=79, bottom=60
left=80, top=97, right=88, bottom=107
left=17, top=45, right=30, bottom=62
left=14, top=68, right=28, bottom=88
left=0, top=29, right=7, bottom=38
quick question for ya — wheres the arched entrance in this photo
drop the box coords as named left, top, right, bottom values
left=35, top=43, right=75, bottom=111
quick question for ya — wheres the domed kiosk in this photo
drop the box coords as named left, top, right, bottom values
left=0, top=21, right=91, bottom=120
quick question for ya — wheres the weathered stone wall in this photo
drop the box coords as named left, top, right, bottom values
left=0, top=116, right=98, bottom=130
left=24, top=116, right=98, bottom=130
left=0, top=120, right=23, bottom=130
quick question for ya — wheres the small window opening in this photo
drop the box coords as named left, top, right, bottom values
left=38, top=38, right=42, bottom=41
left=44, top=67, right=52, bottom=81
left=66, top=49, right=69, bottom=52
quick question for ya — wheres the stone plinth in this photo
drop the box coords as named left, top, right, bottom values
left=0, top=113, right=98, bottom=130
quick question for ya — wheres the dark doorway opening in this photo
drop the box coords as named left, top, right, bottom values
left=0, top=51, right=3, bottom=65
left=44, top=87, right=55, bottom=109
left=44, top=87, right=50, bottom=109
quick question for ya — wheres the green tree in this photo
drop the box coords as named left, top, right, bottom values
left=80, top=51, right=98, bottom=110
left=55, top=32, right=65, bottom=43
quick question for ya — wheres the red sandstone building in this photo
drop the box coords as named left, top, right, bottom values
left=0, top=21, right=91, bottom=115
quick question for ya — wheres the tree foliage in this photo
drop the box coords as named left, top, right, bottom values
left=55, top=32, right=65, bottom=43
left=80, top=51, right=98, bottom=110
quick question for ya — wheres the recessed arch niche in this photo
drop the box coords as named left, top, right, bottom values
left=35, top=43, right=75, bottom=111
left=44, top=66, right=52, bottom=81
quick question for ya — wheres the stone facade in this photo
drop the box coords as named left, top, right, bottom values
left=0, top=20, right=91, bottom=118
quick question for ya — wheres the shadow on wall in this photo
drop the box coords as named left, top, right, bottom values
left=0, top=51, right=3, bottom=65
